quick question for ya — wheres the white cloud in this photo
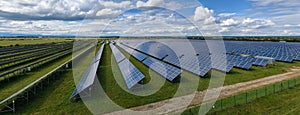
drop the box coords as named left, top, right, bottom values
left=136, top=0, right=182, bottom=10
left=216, top=15, right=277, bottom=35
left=220, top=19, right=239, bottom=27
left=0, top=0, right=133, bottom=20
left=241, top=18, right=275, bottom=29
left=193, top=6, right=215, bottom=24
left=0, top=0, right=298, bottom=36
left=248, top=0, right=284, bottom=6
left=284, top=24, right=300, bottom=27
left=136, top=0, right=165, bottom=8
left=248, top=0, right=300, bottom=7
left=102, top=1, right=131, bottom=8
left=283, top=30, right=290, bottom=34
left=0, top=20, right=81, bottom=35
left=95, top=9, right=122, bottom=18
left=218, top=13, right=236, bottom=17
left=219, top=27, right=229, bottom=33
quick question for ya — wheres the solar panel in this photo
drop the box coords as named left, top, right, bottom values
left=295, top=55, right=300, bottom=61
left=118, top=39, right=300, bottom=76
left=131, top=51, right=147, bottom=61
left=259, top=59, right=269, bottom=67
left=110, top=44, right=126, bottom=63
left=163, top=55, right=181, bottom=67
left=177, top=56, right=211, bottom=76
left=142, top=57, right=181, bottom=81
left=117, top=44, right=147, bottom=61
left=71, top=44, right=104, bottom=97
left=118, top=59, right=145, bottom=89
left=110, top=44, right=145, bottom=89
left=118, top=43, right=135, bottom=53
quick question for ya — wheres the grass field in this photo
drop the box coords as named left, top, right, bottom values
left=0, top=53, right=73, bottom=101
left=213, top=84, right=300, bottom=114
left=182, top=79, right=300, bottom=114
left=1, top=43, right=98, bottom=114
left=0, top=38, right=72, bottom=46
left=182, top=76, right=300, bottom=114
left=6, top=69, right=91, bottom=114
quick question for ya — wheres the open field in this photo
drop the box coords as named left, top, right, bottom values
left=5, top=69, right=91, bottom=115
left=0, top=53, right=72, bottom=101
left=212, top=84, right=300, bottom=114
left=0, top=39, right=95, bottom=113
left=182, top=76, right=300, bottom=114
left=0, top=38, right=73, bottom=46
left=1, top=39, right=300, bottom=114
left=0, top=42, right=100, bottom=114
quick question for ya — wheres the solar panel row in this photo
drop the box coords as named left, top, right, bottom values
left=117, top=39, right=300, bottom=76
left=143, top=57, right=181, bottom=81
left=110, top=44, right=145, bottom=89
left=110, top=44, right=126, bottom=63
left=118, top=40, right=218, bottom=76
left=71, top=43, right=104, bottom=97
left=118, top=43, right=181, bottom=81
left=118, top=59, right=145, bottom=88
left=252, top=58, right=269, bottom=67
left=225, top=41, right=300, bottom=62
left=118, top=40, right=227, bottom=76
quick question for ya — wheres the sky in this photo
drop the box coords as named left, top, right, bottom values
left=0, top=0, right=299, bottom=36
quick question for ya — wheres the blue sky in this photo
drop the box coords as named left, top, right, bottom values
left=0, top=0, right=299, bottom=36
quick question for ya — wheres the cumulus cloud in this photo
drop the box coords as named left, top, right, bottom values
left=193, top=6, right=216, bottom=24
left=0, top=0, right=297, bottom=36
left=0, top=0, right=133, bottom=21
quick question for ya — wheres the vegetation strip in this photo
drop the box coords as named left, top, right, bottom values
left=0, top=42, right=94, bottom=112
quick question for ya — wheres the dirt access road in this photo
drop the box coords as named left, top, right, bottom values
left=106, top=67, right=300, bottom=115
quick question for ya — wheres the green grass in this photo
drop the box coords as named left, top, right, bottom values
left=0, top=38, right=72, bottom=46
left=0, top=54, right=72, bottom=101
left=6, top=69, right=91, bottom=114
left=183, top=79, right=300, bottom=115
left=1, top=44, right=99, bottom=114
left=218, top=84, right=300, bottom=115
left=182, top=77, right=300, bottom=115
